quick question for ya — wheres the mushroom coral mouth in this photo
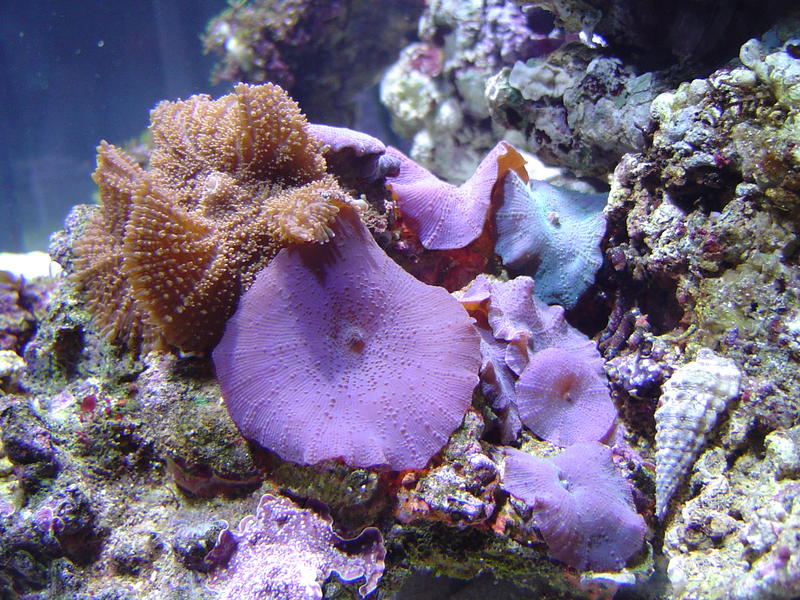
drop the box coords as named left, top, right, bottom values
left=212, top=205, right=481, bottom=471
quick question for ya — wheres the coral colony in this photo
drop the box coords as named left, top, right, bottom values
left=63, top=80, right=639, bottom=591
left=7, top=6, right=800, bottom=598
left=503, top=443, right=646, bottom=572
left=454, top=275, right=614, bottom=445
left=73, top=83, right=347, bottom=353
left=384, top=142, right=526, bottom=250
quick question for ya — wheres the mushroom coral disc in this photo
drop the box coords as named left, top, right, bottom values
left=385, top=142, right=526, bottom=250
left=212, top=206, right=481, bottom=471
left=503, top=443, right=646, bottom=572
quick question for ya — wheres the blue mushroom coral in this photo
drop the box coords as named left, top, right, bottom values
left=495, top=172, right=607, bottom=308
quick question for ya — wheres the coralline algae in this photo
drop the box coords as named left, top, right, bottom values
left=206, top=493, right=385, bottom=600
left=655, top=349, right=742, bottom=519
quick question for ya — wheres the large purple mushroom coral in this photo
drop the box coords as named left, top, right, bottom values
left=385, top=141, right=526, bottom=250
left=503, top=443, right=646, bottom=572
left=212, top=205, right=481, bottom=471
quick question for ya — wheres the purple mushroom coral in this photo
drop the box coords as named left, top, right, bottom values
left=385, top=141, right=526, bottom=250
left=480, top=276, right=600, bottom=375
left=212, top=205, right=481, bottom=470
left=206, top=493, right=385, bottom=599
left=503, top=443, right=646, bottom=572
left=516, top=347, right=615, bottom=446
left=307, top=123, right=399, bottom=182
left=455, top=275, right=615, bottom=445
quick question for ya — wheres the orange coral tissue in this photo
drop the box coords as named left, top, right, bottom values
left=73, top=83, right=348, bottom=353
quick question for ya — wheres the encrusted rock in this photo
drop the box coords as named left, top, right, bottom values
left=206, top=493, right=385, bottom=599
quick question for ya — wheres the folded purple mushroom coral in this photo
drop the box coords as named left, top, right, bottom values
left=212, top=205, right=481, bottom=471
left=385, top=141, right=526, bottom=250
left=503, top=443, right=646, bottom=572
left=455, top=276, right=615, bottom=444
left=205, top=493, right=385, bottom=600
left=307, top=123, right=400, bottom=182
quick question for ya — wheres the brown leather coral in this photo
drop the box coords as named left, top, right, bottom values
left=73, top=142, right=150, bottom=346
left=73, top=83, right=347, bottom=353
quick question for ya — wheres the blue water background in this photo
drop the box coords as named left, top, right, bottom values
left=0, top=0, right=227, bottom=252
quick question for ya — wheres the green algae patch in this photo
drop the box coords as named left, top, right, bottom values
left=386, top=521, right=601, bottom=599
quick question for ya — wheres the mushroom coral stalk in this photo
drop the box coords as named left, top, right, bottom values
left=212, top=206, right=481, bottom=471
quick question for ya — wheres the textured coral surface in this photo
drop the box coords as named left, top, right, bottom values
left=213, top=206, right=480, bottom=470
left=73, top=83, right=347, bottom=354
left=503, top=443, right=646, bottom=572
left=496, top=172, right=607, bottom=307
left=5, top=4, right=800, bottom=600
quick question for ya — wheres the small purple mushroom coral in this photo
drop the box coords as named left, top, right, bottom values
left=455, top=276, right=615, bottom=445
left=206, top=493, right=385, bottom=599
left=503, top=443, right=646, bottom=572
left=212, top=205, right=480, bottom=470
left=385, top=141, right=526, bottom=250
left=516, top=347, right=615, bottom=446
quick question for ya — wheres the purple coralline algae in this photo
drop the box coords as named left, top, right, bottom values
left=394, top=409, right=500, bottom=527
left=496, top=172, right=607, bottom=308
left=595, top=21, right=800, bottom=599
left=206, top=493, right=385, bottom=599
left=385, top=142, right=526, bottom=250
left=503, top=443, right=646, bottom=572
left=0, top=271, right=53, bottom=355
left=213, top=205, right=481, bottom=470
left=455, top=275, right=614, bottom=445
